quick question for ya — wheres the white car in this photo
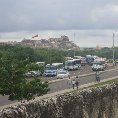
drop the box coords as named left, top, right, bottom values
left=57, top=70, right=70, bottom=79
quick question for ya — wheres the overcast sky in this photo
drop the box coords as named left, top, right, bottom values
left=0, top=0, right=118, bottom=47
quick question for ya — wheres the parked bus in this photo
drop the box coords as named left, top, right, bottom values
left=64, top=59, right=81, bottom=70
left=74, top=56, right=86, bottom=66
left=52, top=63, right=64, bottom=70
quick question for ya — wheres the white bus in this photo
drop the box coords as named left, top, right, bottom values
left=52, top=63, right=64, bottom=70
left=65, top=59, right=81, bottom=70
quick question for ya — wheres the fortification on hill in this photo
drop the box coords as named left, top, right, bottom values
left=20, top=35, right=80, bottom=50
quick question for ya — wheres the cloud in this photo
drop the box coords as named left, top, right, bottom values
left=0, top=0, right=118, bottom=47
left=0, top=0, right=118, bottom=32
left=91, top=4, right=118, bottom=29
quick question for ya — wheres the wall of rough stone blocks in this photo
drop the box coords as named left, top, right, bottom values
left=0, top=83, right=118, bottom=118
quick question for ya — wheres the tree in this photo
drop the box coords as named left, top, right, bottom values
left=0, top=52, right=49, bottom=101
left=23, top=78, right=49, bottom=101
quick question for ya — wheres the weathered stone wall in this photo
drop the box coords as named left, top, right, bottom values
left=0, top=83, right=118, bottom=118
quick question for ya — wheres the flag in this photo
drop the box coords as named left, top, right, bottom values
left=32, top=34, right=38, bottom=38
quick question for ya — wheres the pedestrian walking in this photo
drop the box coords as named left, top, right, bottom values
left=67, top=76, right=71, bottom=89
left=68, top=75, right=70, bottom=79
left=75, top=79, right=79, bottom=89
left=95, top=71, right=100, bottom=82
left=72, top=79, right=76, bottom=89
left=75, top=76, right=80, bottom=89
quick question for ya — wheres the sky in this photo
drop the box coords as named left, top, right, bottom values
left=0, top=0, right=118, bottom=47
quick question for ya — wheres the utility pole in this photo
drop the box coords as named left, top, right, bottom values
left=74, top=33, right=75, bottom=57
left=113, top=32, right=115, bottom=64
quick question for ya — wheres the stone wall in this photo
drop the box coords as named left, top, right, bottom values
left=0, top=83, right=118, bottom=118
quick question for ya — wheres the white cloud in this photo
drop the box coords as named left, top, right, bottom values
left=1, top=0, right=118, bottom=47
left=91, top=4, right=118, bottom=29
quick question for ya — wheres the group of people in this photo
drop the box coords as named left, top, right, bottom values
left=67, top=71, right=101, bottom=89
left=67, top=75, right=80, bottom=89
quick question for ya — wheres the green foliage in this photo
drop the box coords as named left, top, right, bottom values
left=32, top=47, right=118, bottom=64
left=23, top=78, right=49, bottom=101
left=34, top=48, right=66, bottom=64
left=0, top=57, right=26, bottom=101
left=26, top=63, right=39, bottom=71
left=0, top=45, right=49, bottom=101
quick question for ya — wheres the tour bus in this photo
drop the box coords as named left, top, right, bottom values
left=74, top=56, right=86, bottom=66
left=52, top=63, right=64, bottom=70
left=64, top=59, right=81, bottom=70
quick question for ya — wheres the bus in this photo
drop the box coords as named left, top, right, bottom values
left=52, top=63, right=64, bottom=70
left=64, top=59, right=81, bottom=70
left=74, top=56, right=86, bottom=66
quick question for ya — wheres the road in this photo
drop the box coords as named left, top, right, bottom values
left=0, top=66, right=118, bottom=107
left=40, top=64, right=113, bottom=81
left=49, top=68, right=118, bottom=93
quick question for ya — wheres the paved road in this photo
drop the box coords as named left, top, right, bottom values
left=0, top=67, right=118, bottom=107
left=49, top=68, right=118, bottom=93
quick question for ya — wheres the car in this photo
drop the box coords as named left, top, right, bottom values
left=57, top=70, right=70, bottom=79
left=30, top=71, right=42, bottom=77
left=92, top=64, right=104, bottom=71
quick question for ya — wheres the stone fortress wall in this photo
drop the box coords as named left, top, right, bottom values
left=0, top=83, right=118, bottom=118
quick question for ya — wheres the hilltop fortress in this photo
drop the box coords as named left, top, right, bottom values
left=21, top=35, right=79, bottom=50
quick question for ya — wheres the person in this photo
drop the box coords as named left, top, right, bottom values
left=72, top=79, right=76, bottom=89
left=67, top=76, right=71, bottom=89
left=75, top=79, right=79, bottom=89
left=113, top=61, right=117, bottom=67
left=75, top=75, right=80, bottom=89
left=95, top=71, right=100, bottom=82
